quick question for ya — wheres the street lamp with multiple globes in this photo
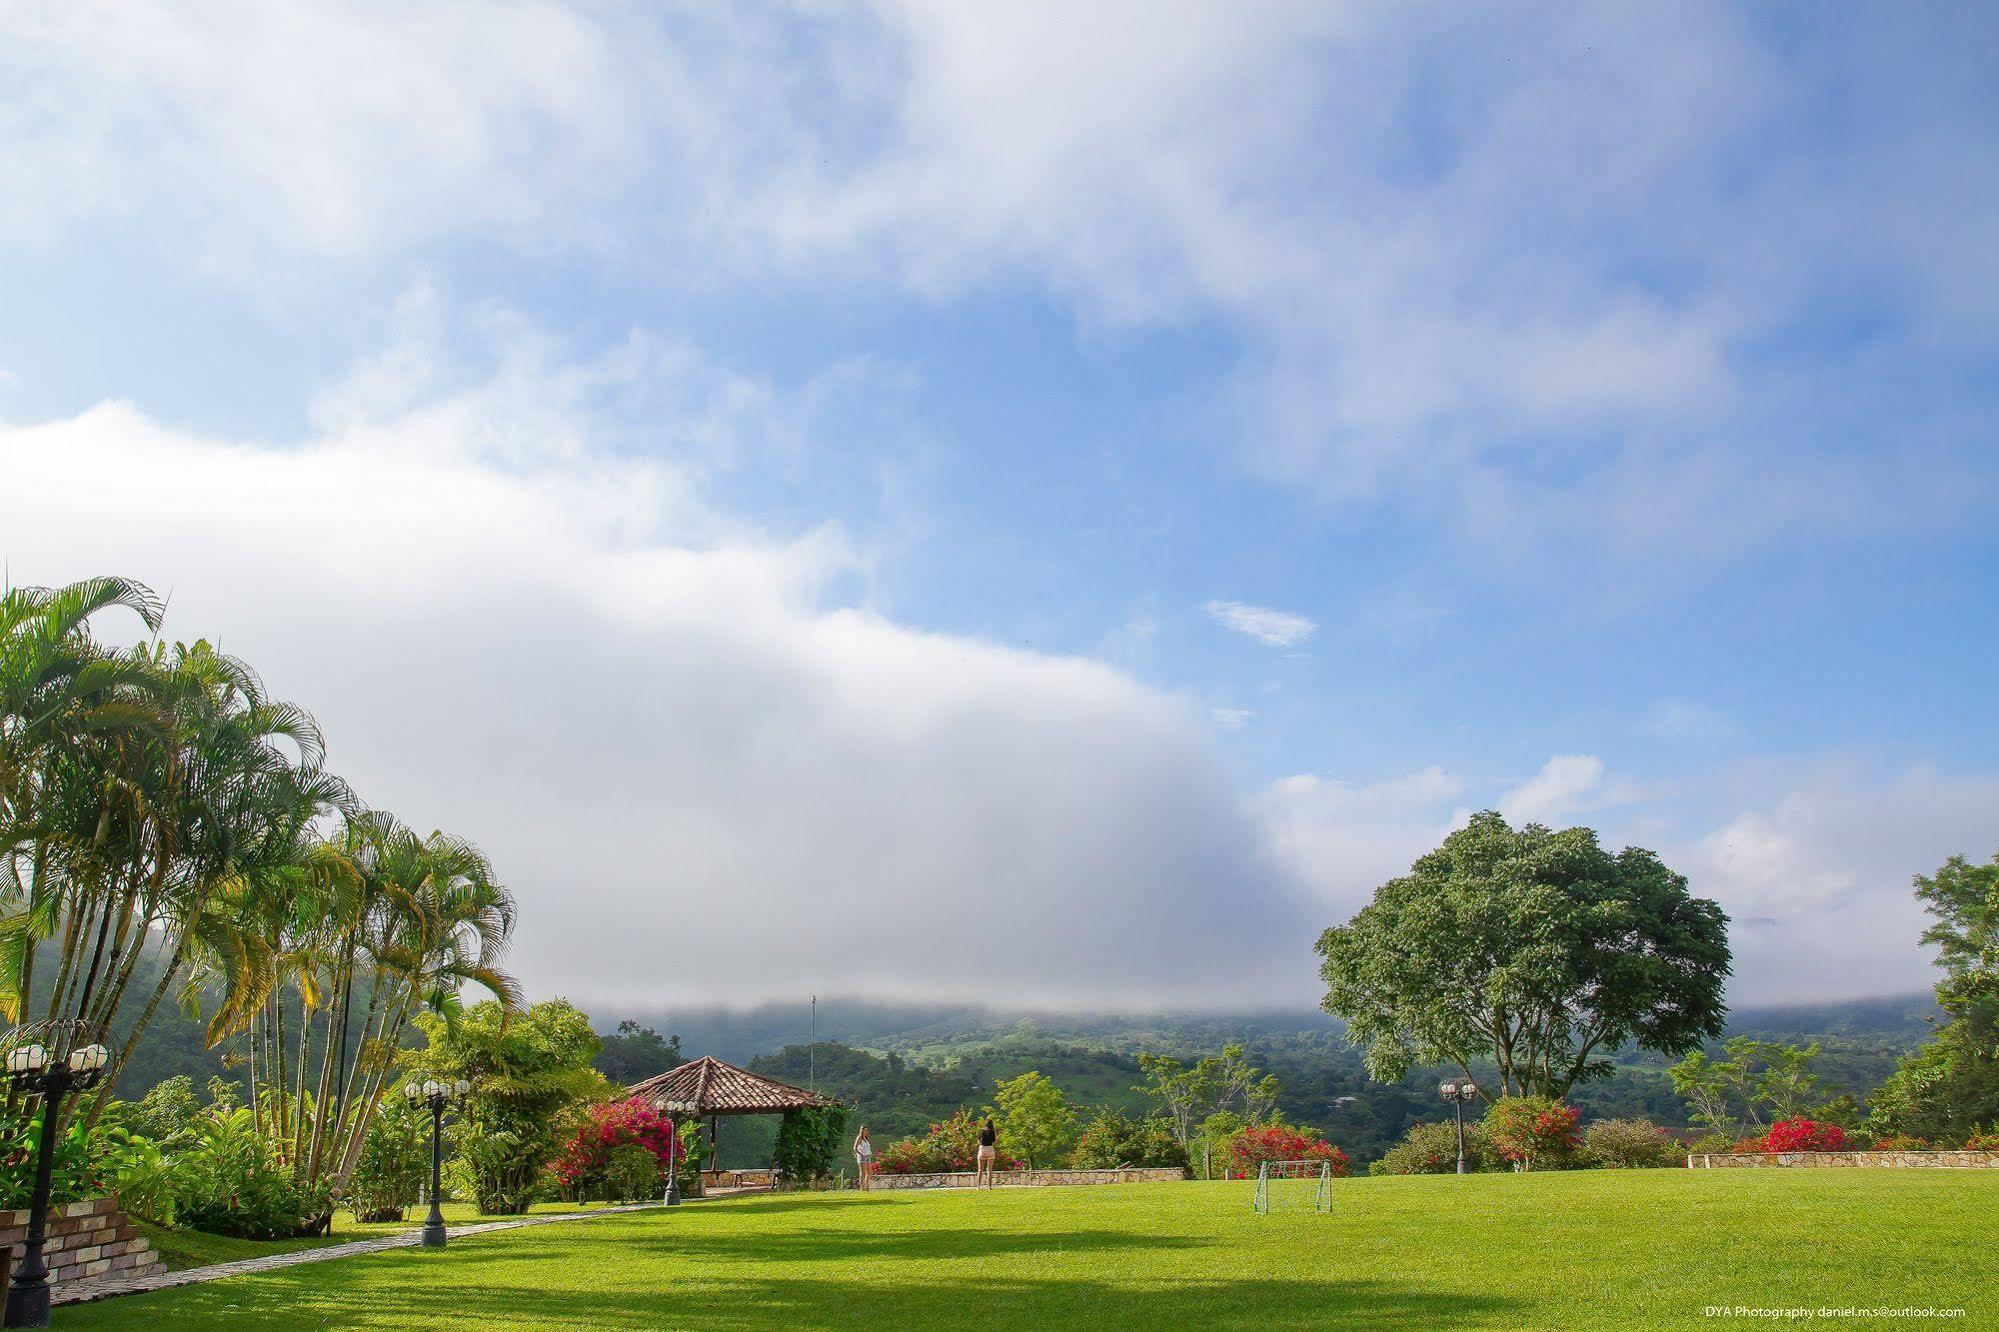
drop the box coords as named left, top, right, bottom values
left=1439, top=1078, right=1481, bottom=1175
left=406, top=1077, right=472, bottom=1248
left=2, top=1022, right=111, bottom=1328
left=655, top=1099, right=695, bottom=1205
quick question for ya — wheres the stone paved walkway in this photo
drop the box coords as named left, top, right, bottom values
left=53, top=1200, right=669, bottom=1307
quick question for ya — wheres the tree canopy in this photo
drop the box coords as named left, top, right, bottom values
left=1316, top=810, right=1730, bottom=1100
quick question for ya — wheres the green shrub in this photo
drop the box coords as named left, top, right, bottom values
left=774, top=1106, right=848, bottom=1185
left=1374, top=1119, right=1496, bottom=1174
left=173, top=1108, right=319, bottom=1239
left=1581, top=1118, right=1683, bottom=1169
left=600, top=1143, right=662, bottom=1202
left=348, top=1096, right=431, bottom=1222
left=1069, top=1109, right=1189, bottom=1172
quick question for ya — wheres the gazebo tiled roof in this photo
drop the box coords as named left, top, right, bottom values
left=626, top=1056, right=838, bottom=1115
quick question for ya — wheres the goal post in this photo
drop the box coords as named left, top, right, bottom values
left=1252, top=1159, right=1333, bottom=1214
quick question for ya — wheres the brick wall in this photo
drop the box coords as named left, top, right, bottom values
left=0, top=1196, right=166, bottom=1289
left=1690, top=1150, right=1999, bottom=1169
left=867, top=1167, right=1187, bottom=1190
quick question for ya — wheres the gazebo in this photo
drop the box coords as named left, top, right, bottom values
left=626, top=1056, right=839, bottom=1185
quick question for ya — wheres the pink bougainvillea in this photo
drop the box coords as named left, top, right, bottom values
left=550, top=1099, right=685, bottom=1190
left=1220, top=1125, right=1350, bottom=1178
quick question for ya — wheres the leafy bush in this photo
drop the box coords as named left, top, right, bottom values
left=348, top=1095, right=432, bottom=1222
left=0, top=1103, right=142, bottom=1211
left=173, top=1107, right=320, bottom=1239
left=1483, top=1098, right=1581, bottom=1171
left=874, top=1111, right=1022, bottom=1175
left=1960, top=1129, right=1999, bottom=1151
left=1219, top=1124, right=1348, bottom=1179
left=1070, top=1109, right=1189, bottom=1172
left=549, top=1099, right=682, bottom=1201
left=1373, top=1118, right=1495, bottom=1175
left=773, top=1106, right=848, bottom=1185
left=1761, top=1118, right=1850, bottom=1152
left=1685, top=1130, right=1735, bottom=1157
left=1870, top=1134, right=1930, bottom=1152
left=408, top=999, right=605, bottom=1214
left=1580, top=1118, right=1682, bottom=1169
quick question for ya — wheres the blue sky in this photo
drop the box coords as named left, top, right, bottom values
left=2, top=3, right=1995, bottom=1008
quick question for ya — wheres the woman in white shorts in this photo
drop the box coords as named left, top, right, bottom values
left=853, top=1125, right=874, bottom=1190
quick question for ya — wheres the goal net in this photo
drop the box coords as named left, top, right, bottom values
left=1252, top=1159, right=1333, bottom=1214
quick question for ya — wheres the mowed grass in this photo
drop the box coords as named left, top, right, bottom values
left=134, top=1201, right=622, bottom=1271
left=70, top=1170, right=1999, bottom=1330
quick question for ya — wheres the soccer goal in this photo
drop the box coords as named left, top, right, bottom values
left=1252, top=1159, right=1333, bottom=1214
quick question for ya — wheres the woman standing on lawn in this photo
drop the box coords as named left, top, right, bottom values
left=976, top=1117, right=999, bottom=1188
left=854, top=1125, right=874, bottom=1191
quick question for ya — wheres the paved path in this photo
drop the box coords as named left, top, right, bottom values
left=53, top=1201, right=670, bottom=1307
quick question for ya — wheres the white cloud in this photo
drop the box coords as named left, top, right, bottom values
left=0, top=329, right=1317, bottom=1011
left=1256, top=766, right=1463, bottom=916
left=1498, top=755, right=1609, bottom=825
left=1211, top=708, right=1253, bottom=730
left=1204, top=600, right=1316, bottom=648
left=1677, top=766, right=1999, bottom=1004
left=6, top=5, right=1990, bottom=557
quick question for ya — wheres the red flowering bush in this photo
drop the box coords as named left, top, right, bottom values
left=1483, top=1098, right=1581, bottom=1171
left=1960, top=1130, right=1999, bottom=1151
left=1219, top=1124, right=1349, bottom=1180
left=550, top=1099, right=685, bottom=1199
left=872, top=1111, right=1023, bottom=1175
left=1760, top=1118, right=1849, bottom=1153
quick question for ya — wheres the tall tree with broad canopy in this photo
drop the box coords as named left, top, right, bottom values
left=1316, top=811, right=1730, bottom=1100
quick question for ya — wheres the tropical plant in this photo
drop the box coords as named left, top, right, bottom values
left=1759, top=1118, right=1849, bottom=1153
left=1318, top=811, right=1730, bottom=1100
left=347, top=1092, right=432, bottom=1222
left=406, top=998, right=601, bottom=1214
left=874, top=1111, right=1023, bottom=1175
left=1135, top=1043, right=1282, bottom=1147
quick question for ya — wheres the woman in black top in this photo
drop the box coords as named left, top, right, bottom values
left=976, top=1118, right=998, bottom=1188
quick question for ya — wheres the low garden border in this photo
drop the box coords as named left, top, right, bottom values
left=0, top=1196, right=165, bottom=1291
left=1690, top=1150, right=1999, bottom=1169
left=867, top=1167, right=1186, bottom=1190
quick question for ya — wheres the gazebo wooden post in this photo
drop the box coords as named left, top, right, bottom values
left=711, top=1114, right=720, bottom=1169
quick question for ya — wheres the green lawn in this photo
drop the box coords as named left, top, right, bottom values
left=72, top=1170, right=1999, bottom=1329
left=135, top=1201, right=624, bottom=1271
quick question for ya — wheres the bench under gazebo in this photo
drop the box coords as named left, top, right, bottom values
left=626, top=1055, right=840, bottom=1191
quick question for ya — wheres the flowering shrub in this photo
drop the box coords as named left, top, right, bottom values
left=1070, top=1110, right=1188, bottom=1172
left=872, top=1111, right=1023, bottom=1175
left=549, top=1099, right=685, bottom=1200
left=1870, top=1134, right=1930, bottom=1152
left=1761, top=1118, right=1849, bottom=1153
left=1961, top=1130, right=1999, bottom=1151
left=1218, top=1124, right=1349, bottom=1179
left=1483, top=1098, right=1581, bottom=1171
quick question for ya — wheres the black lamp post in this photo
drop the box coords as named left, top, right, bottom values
left=1439, top=1078, right=1480, bottom=1175
left=657, top=1099, right=694, bottom=1205
left=405, top=1077, right=471, bottom=1248
left=3, top=1021, right=111, bottom=1328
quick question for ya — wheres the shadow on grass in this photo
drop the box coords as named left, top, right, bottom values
left=79, top=1270, right=1522, bottom=1331
left=433, top=1224, right=1205, bottom=1267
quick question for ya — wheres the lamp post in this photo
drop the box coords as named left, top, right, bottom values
left=657, top=1099, right=693, bottom=1205
left=1439, top=1078, right=1480, bottom=1175
left=3, top=1021, right=111, bottom=1328
left=406, top=1077, right=472, bottom=1248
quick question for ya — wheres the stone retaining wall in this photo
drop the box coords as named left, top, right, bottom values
left=0, top=1196, right=165, bottom=1289
left=1690, top=1150, right=1999, bottom=1169
left=867, top=1167, right=1187, bottom=1190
